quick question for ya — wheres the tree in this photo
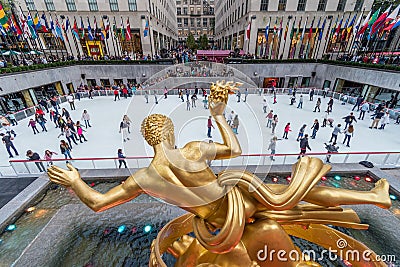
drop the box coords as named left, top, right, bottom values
left=186, top=33, right=197, bottom=50
left=199, top=34, right=209, bottom=50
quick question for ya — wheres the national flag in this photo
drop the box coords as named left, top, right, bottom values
left=0, top=24, right=6, bottom=36
left=357, top=10, right=371, bottom=35
left=55, top=18, right=63, bottom=40
left=353, top=13, right=362, bottom=35
left=33, top=12, right=40, bottom=29
left=80, top=17, right=84, bottom=39
left=50, top=14, right=57, bottom=37
left=340, top=15, right=350, bottom=41
left=308, top=17, right=315, bottom=39
left=325, top=16, right=334, bottom=40
left=289, top=17, right=296, bottom=42
left=40, top=13, right=48, bottom=32
left=113, top=17, right=117, bottom=38
left=318, top=18, right=325, bottom=41
left=385, top=5, right=400, bottom=24
left=105, top=18, right=110, bottom=39
left=264, top=22, right=269, bottom=42
left=245, top=22, right=251, bottom=40
left=65, top=17, right=70, bottom=32
left=126, top=18, right=131, bottom=40
left=295, top=17, right=302, bottom=43
left=100, top=19, right=105, bottom=40
left=120, top=17, right=125, bottom=40
left=72, top=17, right=79, bottom=39
left=11, top=14, right=22, bottom=36
left=283, top=19, right=289, bottom=40
left=143, top=18, right=149, bottom=37
left=278, top=17, right=283, bottom=39
left=0, top=4, right=9, bottom=28
left=367, top=8, right=382, bottom=39
left=300, top=16, right=307, bottom=41
left=87, top=17, right=93, bottom=40
left=93, top=17, right=97, bottom=39
left=273, top=18, right=277, bottom=35
left=27, top=14, right=38, bottom=38
left=19, top=11, right=29, bottom=36
left=335, top=15, right=343, bottom=36
left=384, top=16, right=400, bottom=31
left=371, top=6, right=391, bottom=36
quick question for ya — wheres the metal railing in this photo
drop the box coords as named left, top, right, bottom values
left=6, top=151, right=400, bottom=176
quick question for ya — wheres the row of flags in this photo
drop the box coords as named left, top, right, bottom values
left=245, top=5, right=400, bottom=54
left=0, top=4, right=148, bottom=43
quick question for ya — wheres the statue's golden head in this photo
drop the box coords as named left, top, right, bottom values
left=141, top=114, right=174, bottom=146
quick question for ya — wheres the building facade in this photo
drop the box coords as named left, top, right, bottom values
left=18, top=0, right=178, bottom=57
left=214, top=0, right=374, bottom=59
left=176, top=0, right=215, bottom=46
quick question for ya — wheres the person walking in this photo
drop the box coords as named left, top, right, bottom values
left=342, top=112, right=357, bottom=130
left=50, top=109, right=58, bottom=127
left=60, top=140, right=72, bottom=161
left=271, top=114, right=278, bottom=135
left=232, top=114, right=239, bottom=134
left=191, top=93, right=197, bottom=108
left=185, top=89, right=190, bottom=101
left=186, top=99, right=191, bottom=111
left=330, top=124, right=342, bottom=143
left=236, top=90, right=241, bottom=102
left=327, top=97, right=334, bottom=113
left=118, top=148, right=128, bottom=168
left=81, top=110, right=91, bottom=128
left=262, top=99, right=268, bottom=113
left=114, top=87, right=120, bottom=101
left=297, top=95, right=304, bottom=109
left=311, top=119, right=320, bottom=139
left=50, top=96, right=59, bottom=114
left=179, top=89, right=184, bottom=102
left=154, top=90, right=158, bottom=104
left=123, top=115, right=132, bottom=134
left=309, top=88, right=315, bottom=101
left=313, top=98, right=321, bottom=112
left=144, top=90, right=149, bottom=103
left=369, top=110, right=385, bottom=129
left=207, top=116, right=214, bottom=138
left=164, top=87, right=168, bottom=99
left=243, top=88, right=249, bottom=102
left=122, top=86, right=128, bottom=99
left=266, top=110, right=274, bottom=128
left=358, top=101, right=369, bottom=120
left=44, top=150, right=58, bottom=166
left=268, top=136, right=278, bottom=161
left=28, top=118, right=40, bottom=134
left=26, top=150, right=46, bottom=172
left=379, top=112, right=390, bottom=130
left=119, top=119, right=130, bottom=142
left=343, top=125, right=354, bottom=147
left=65, top=126, right=78, bottom=147
left=298, top=134, right=311, bottom=159
left=36, top=114, right=47, bottom=132
left=67, top=94, right=75, bottom=110
left=296, top=124, right=307, bottom=141
left=1, top=133, right=18, bottom=158
left=76, top=121, right=88, bottom=142
left=227, top=110, right=235, bottom=126
left=282, top=123, right=291, bottom=139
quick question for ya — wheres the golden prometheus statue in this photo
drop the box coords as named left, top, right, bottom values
left=48, top=81, right=391, bottom=267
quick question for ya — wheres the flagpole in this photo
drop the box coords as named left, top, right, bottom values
left=109, top=17, right=117, bottom=57
left=14, top=5, right=35, bottom=61
left=276, top=16, right=283, bottom=59
left=280, top=16, right=290, bottom=59
left=312, top=17, right=322, bottom=60
left=26, top=10, right=41, bottom=55
left=322, top=15, right=337, bottom=60
left=72, top=16, right=82, bottom=59
left=286, top=16, right=296, bottom=59
left=59, top=16, right=73, bottom=58
left=101, top=16, right=109, bottom=57
left=113, top=16, right=121, bottom=57
left=30, top=12, right=48, bottom=61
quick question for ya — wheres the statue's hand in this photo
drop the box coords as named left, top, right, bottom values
left=47, top=163, right=81, bottom=187
left=209, top=101, right=226, bottom=116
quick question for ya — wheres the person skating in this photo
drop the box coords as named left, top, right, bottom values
left=186, top=99, right=191, bottom=111
left=266, top=110, right=274, bottom=128
left=369, top=110, right=385, bottom=129
left=297, top=95, right=304, bottom=109
left=2, top=123, right=16, bottom=138
left=144, top=91, right=149, bottom=103
left=154, top=90, right=158, bottom=104
left=66, top=118, right=78, bottom=139
left=185, top=89, right=190, bottom=101
left=297, top=134, right=311, bottom=159
left=118, top=148, right=128, bottom=168
left=114, top=87, right=120, bottom=101
left=232, top=114, right=239, bottom=134
left=290, top=95, right=296, bottom=105
left=352, top=96, right=364, bottom=111
left=324, top=142, right=339, bottom=163
left=1, top=133, right=18, bottom=158
left=262, top=99, right=268, bottom=113
left=243, top=88, right=249, bottom=102
left=28, top=118, right=40, bottom=134
left=358, top=101, right=369, bottom=120
left=6, top=112, right=17, bottom=126
left=207, top=116, right=215, bottom=138
left=36, top=114, right=47, bottom=132
left=81, top=110, right=91, bottom=128
left=268, top=136, right=279, bottom=161
left=26, top=150, right=46, bottom=172
left=44, top=150, right=58, bottom=166
left=50, top=109, right=58, bottom=127
left=327, top=97, right=334, bottom=113
left=236, top=90, right=241, bottom=102
left=282, top=123, right=291, bottom=139
left=311, top=119, right=319, bottom=139
left=164, top=87, right=168, bottom=99
left=273, top=91, right=277, bottom=104
left=191, top=93, right=197, bottom=108
left=343, top=125, right=354, bottom=147
left=123, top=115, right=132, bottom=134
left=227, top=111, right=235, bottom=126
left=329, top=124, right=342, bottom=143
left=379, top=112, right=390, bottom=130
left=309, top=88, right=314, bottom=101
left=76, top=121, right=88, bottom=142
left=60, top=140, right=72, bottom=161
left=61, top=108, right=70, bottom=119
left=67, top=94, right=75, bottom=110
left=342, top=112, right=357, bottom=130
left=313, top=98, right=321, bottom=112
left=321, top=111, right=328, bottom=127
left=271, top=114, right=278, bottom=135
left=120, top=118, right=130, bottom=142
left=296, top=124, right=307, bottom=141
left=65, top=126, right=78, bottom=147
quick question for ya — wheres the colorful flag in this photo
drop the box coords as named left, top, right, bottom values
left=65, top=17, right=70, bottom=31
left=318, top=18, right=325, bottom=41
left=50, top=14, right=56, bottom=37
left=0, top=24, right=6, bottom=36
left=80, top=17, right=84, bottom=39
left=300, top=17, right=307, bottom=41
left=289, top=17, right=296, bottom=42
left=353, top=13, right=362, bottom=35
left=113, top=17, right=117, bottom=38
left=10, top=14, right=22, bottom=36
left=245, top=22, right=251, bottom=40
left=357, top=10, right=371, bottom=35
left=371, top=6, right=391, bottom=36
left=126, top=18, right=131, bottom=40
left=55, top=18, right=63, bottom=40
left=27, top=13, right=38, bottom=38
left=0, top=4, right=9, bottom=28
left=264, top=22, right=269, bottom=42
left=93, top=17, right=97, bottom=39
left=87, top=17, right=93, bottom=40
left=33, top=12, right=40, bottom=29
left=308, top=17, right=315, bottom=39
left=40, top=13, right=48, bottom=32
left=120, top=17, right=125, bottom=40
left=72, top=17, right=79, bottom=39
left=385, top=5, right=400, bottom=24
left=283, top=19, right=289, bottom=40
left=384, top=16, right=400, bottom=31
left=105, top=18, right=110, bottom=39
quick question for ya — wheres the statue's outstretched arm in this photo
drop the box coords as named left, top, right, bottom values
left=48, top=164, right=143, bottom=212
left=210, top=114, right=242, bottom=159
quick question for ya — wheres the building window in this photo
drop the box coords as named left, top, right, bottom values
left=44, top=0, right=55, bottom=11
left=184, top=18, right=188, bottom=26
left=177, top=7, right=181, bottom=15
left=354, top=0, right=363, bottom=11
left=260, top=0, right=268, bottom=11
left=337, top=0, right=346, bottom=11
left=197, top=18, right=201, bottom=27
left=278, top=0, right=286, bottom=11
left=25, top=0, right=36, bottom=10
left=203, top=18, right=207, bottom=27
left=65, top=0, right=76, bottom=11
left=183, top=7, right=188, bottom=14
left=109, top=0, right=119, bottom=11
left=177, top=18, right=182, bottom=27
left=297, top=0, right=307, bottom=11
left=128, top=0, right=137, bottom=11
left=88, top=0, right=98, bottom=11
left=317, top=0, right=326, bottom=11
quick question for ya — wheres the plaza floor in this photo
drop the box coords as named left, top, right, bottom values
left=0, top=92, right=399, bottom=176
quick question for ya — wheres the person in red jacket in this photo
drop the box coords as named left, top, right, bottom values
left=122, top=86, right=128, bottom=99
left=114, top=87, right=120, bottom=101
left=282, top=122, right=291, bottom=139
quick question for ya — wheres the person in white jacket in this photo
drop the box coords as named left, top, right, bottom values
left=81, top=110, right=91, bottom=128
left=379, top=112, right=390, bottom=130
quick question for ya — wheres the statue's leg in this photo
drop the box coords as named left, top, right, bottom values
left=268, top=178, right=391, bottom=209
left=241, top=219, right=300, bottom=267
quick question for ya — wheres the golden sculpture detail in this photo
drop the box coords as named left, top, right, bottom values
left=48, top=81, right=391, bottom=267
